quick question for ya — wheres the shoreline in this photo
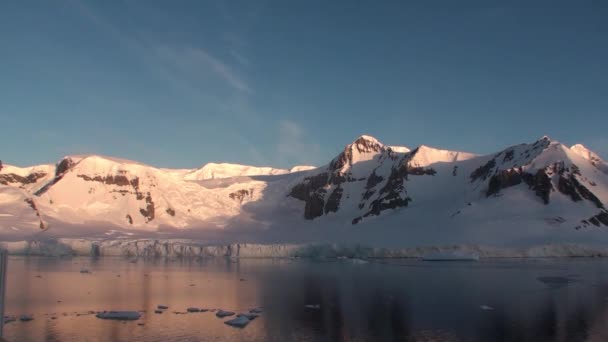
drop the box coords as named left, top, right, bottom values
left=2, top=238, right=608, bottom=259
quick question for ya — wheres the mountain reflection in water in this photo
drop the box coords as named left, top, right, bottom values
left=4, top=257, right=608, bottom=342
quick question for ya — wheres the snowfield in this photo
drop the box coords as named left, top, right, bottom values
left=1, top=135, right=608, bottom=256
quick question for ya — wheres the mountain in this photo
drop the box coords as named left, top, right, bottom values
left=1, top=135, right=607, bottom=250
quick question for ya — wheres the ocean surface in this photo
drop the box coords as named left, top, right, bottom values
left=4, top=256, right=608, bottom=342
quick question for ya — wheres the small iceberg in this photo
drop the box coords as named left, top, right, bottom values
left=96, top=311, right=141, bottom=320
left=224, top=316, right=250, bottom=328
left=480, top=305, right=494, bottom=311
left=422, top=251, right=480, bottom=261
left=216, top=310, right=235, bottom=318
left=237, top=312, right=259, bottom=320
left=19, top=314, right=34, bottom=322
left=304, top=304, right=321, bottom=309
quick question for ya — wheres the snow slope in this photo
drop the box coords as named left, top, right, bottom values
left=1, top=135, right=607, bottom=252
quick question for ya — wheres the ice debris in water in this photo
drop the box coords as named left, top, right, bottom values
left=249, top=307, right=263, bottom=314
left=19, top=314, right=34, bottom=322
left=304, top=304, right=321, bottom=309
left=537, top=276, right=579, bottom=288
left=224, top=315, right=250, bottom=328
left=216, top=310, right=235, bottom=318
left=237, top=312, right=259, bottom=320
left=95, top=311, right=141, bottom=320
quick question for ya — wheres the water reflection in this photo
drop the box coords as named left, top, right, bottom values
left=4, top=257, right=608, bottom=342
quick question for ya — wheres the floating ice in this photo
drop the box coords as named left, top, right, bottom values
left=304, top=304, right=321, bottom=309
left=216, top=310, right=235, bottom=318
left=480, top=305, right=494, bottom=311
left=19, top=314, right=34, bottom=321
left=237, top=312, right=259, bottom=320
left=249, top=307, right=263, bottom=314
left=95, top=311, right=141, bottom=320
left=224, top=316, right=250, bottom=328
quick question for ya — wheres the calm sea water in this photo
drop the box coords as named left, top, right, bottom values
left=4, top=256, right=608, bottom=342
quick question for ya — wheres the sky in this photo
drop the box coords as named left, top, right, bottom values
left=1, top=1, right=607, bottom=169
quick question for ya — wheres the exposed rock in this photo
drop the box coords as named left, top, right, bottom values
left=487, top=168, right=524, bottom=197
left=557, top=174, right=604, bottom=209
left=324, top=187, right=343, bottom=214
left=503, top=149, right=515, bottom=162
left=165, top=208, right=176, bottom=217
left=24, top=198, right=46, bottom=229
left=289, top=172, right=329, bottom=219
left=0, top=172, right=47, bottom=186
left=77, top=174, right=131, bottom=186
left=522, top=169, right=553, bottom=204
left=229, top=189, right=252, bottom=203
left=126, top=214, right=133, bottom=225
left=35, top=157, right=76, bottom=196
left=139, top=192, right=155, bottom=223
left=470, top=158, right=496, bottom=182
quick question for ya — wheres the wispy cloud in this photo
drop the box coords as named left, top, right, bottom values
left=70, top=0, right=251, bottom=95
left=276, top=120, right=322, bottom=167
left=153, top=45, right=251, bottom=93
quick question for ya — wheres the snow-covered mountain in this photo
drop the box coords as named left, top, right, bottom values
left=1, top=135, right=607, bottom=250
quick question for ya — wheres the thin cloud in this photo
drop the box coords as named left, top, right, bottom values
left=70, top=0, right=250, bottom=94
left=276, top=120, right=322, bottom=167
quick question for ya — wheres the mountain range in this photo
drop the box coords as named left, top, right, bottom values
left=1, top=135, right=607, bottom=250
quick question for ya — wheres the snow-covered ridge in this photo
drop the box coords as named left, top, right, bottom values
left=1, top=135, right=608, bottom=251
left=184, top=162, right=290, bottom=180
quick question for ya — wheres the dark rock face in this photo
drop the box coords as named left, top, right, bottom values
left=126, top=214, right=133, bottom=225
left=56, top=157, right=75, bottom=177
left=324, top=187, right=343, bottom=214
left=289, top=172, right=330, bottom=219
left=35, top=157, right=77, bottom=196
left=522, top=170, right=553, bottom=204
left=587, top=211, right=608, bottom=227
left=305, top=190, right=326, bottom=219
left=330, top=136, right=384, bottom=171
left=165, top=208, right=175, bottom=217
left=487, top=168, right=524, bottom=197
left=139, top=192, right=155, bottom=223
left=503, top=149, right=515, bottom=162
left=557, top=174, right=604, bottom=209
left=77, top=174, right=132, bottom=186
left=24, top=198, right=45, bottom=229
left=360, top=164, right=411, bottom=220
left=0, top=172, right=47, bottom=186
left=470, top=158, right=496, bottom=182
left=229, top=189, right=252, bottom=203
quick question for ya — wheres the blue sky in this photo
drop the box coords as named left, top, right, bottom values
left=1, top=1, right=607, bottom=168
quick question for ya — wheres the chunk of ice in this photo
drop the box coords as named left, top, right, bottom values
left=224, top=316, right=250, bottom=328
left=95, top=311, right=141, bottom=320
left=216, top=310, right=235, bottom=318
